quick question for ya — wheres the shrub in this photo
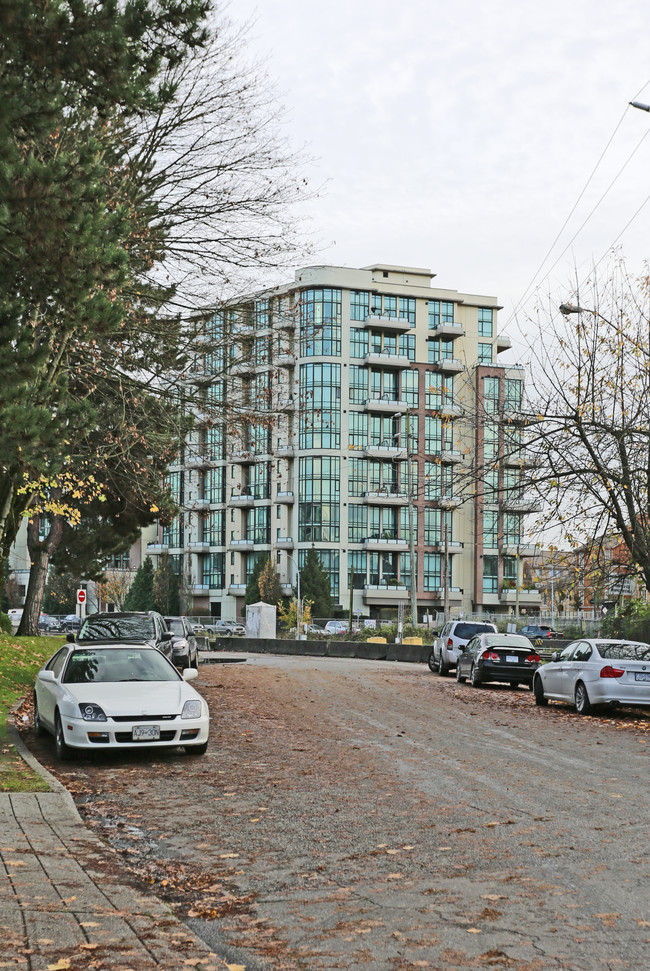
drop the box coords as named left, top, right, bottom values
left=0, top=613, right=12, bottom=634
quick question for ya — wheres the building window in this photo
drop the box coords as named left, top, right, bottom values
left=426, top=372, right=455, bottom=409
left=298, top=456, right=340, bottom=542
left=350, top=327, right=368, bottom=359
left=503, top=555, right=517, bottom=582
left=424, top=508, right=452, bottom=545
left=483, top=510, right=499, bottom=548
left=424, top=416, right=452, bottom=454
left=400, top=369, right=419, bottom=407
left=503, top=513, right=521, bottom=546
left=300, top=288, right=342, bottom=356
left=505, top=378, right=523, bottom=411
left=349, top=457, right=367, bottom=496
left=299, top=547, right=339, bottom=599
left=349, top=365, right=368, bottom=404
left=348, top=550, right=367, bottom=588
left=483, top=422, right=499, bottom=463
left=348, top=504, right=367, bottom=543
left=349, top=411, right=367, bottom=451
left=428, top=300, right=454, bottom=329
left=483, top=554, right=498, bottom=594
left=246, top=505, right=270, bottom=544
left=399, top=297, right=416, bottom=323
left=350, top=290, right=370, bottom=321
left=484, top=376, right=500, bottom=414
left=202, top=552, right=225, bottom=589
left=478, top=307, right=494, bottom=338
left=478, top=342, right=492, bottom=364
left=203, top=510, right=225, bottom=546
left=423, top=552, right=442, bottom=591
left=299, top=363, right=341, bottom=449
left=484, top=468, right=499, bottom=503
left=162, top=515, right=183, bottom=549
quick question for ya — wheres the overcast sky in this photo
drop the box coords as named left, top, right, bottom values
left=231, top=0, right=650, bottom=354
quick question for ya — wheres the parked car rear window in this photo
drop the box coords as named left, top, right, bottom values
left=454, top=623, right=495, bottom=639
left=598, top=642, right=650, bottom=660
left=78, top=616, right=156, bottom=641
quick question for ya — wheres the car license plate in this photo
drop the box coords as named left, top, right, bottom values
left=634, top=672, right=650, bottom=682
left=506, top=655, right=519, bottom=663
left=132, top=725, right=160, bottom=741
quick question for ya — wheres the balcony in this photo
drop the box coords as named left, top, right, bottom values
left=363, top=314, right=412, bottom=332
left=432, top=495, right=462, bottom=510
left=229, top=492, right=255, bottom=508
left=185, top=497, right=211, bottom=511
left=363, top=535, right=409, bottom=552
left=431, top=401, right=463, bottom=419
left=363, top=442, right=406, bottom=460
left=504, top=450, right=540, bottom=468
left=502, top=543, right=539, bottom=557
left=228, top=583, right=247, bottom=596
left=427, top=587, right=464, bottom=602
left=187, top=541, right=210, bottom=553
left=280, top=582, right=294, bottom=595
left=276, top=536, right=294, bottom=549
left=431, top=449, right=464, bottom=465
left=428, top=322, right=465, bottom=339
left=363, top=490, right=408, bottom=506
left=276, top=352, right=296, bottom=368
left=496, top=333, right=512, bottom=353
left=363, top=351, right=411, bottom=369
left=182, top=367, right=212, bottom=385
left=500, top=588, right=542, bottom=606
left=190, top=583, right=211, bottom=596
left=363, top=396, right=409, bottom=414
left=431, top=358, right=464, bottom=374
left=276, top=490, right=295, bottom=504
left=501, top=497, right=542, bottom=514
left=502, top=409, right=532, bottom=426
left=230, top=360, right=257, bottom=376
left=230, top=449, right=255, bottom=464
left=146, top=542, right=169, bottom=554
left=274, top=314, right=297, bottom=331
left=228, top=538, right=255, bottom=551
left=362, top=583, right=410, bottom=603
left=278, top=396, right=297, bottom=412
left=275, top=445, right=295, bottom=459
left=428, top=540, right=464, bottom=552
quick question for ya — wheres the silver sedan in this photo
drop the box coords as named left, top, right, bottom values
left=533, top=638, right=650, bottom=714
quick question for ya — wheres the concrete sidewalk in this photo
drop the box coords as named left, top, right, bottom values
left=1, top=728, right=227, bottom=971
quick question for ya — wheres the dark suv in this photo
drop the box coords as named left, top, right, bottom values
left=164, top=616, right=199, bottom=670
left=70, top=611, right=174, bottom=662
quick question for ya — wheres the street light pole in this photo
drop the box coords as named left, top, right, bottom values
left=405, top=409, right=418, bottom=627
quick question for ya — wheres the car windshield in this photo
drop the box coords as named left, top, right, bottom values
left=454, top=623, right=495, bottom=638
left=62, top=648, right=180, bottom=684
left=597, top=641, right=650, bottom=661
left=484, top=634, right=532, bottom=649
left=78, top=615, right=156, bottom=641
left=165, top=619, right=184, bottom=635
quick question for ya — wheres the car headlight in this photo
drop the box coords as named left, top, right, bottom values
left=181, top=699, right=202, bottom=719
left=79, top=703, right=107, bottom=722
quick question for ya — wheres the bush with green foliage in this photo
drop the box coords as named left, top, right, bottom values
left=600, top=599, right=650, bottom=642
left=123, top=557, right=155, bottom=611
left=0, top=613, right=12, bottom=634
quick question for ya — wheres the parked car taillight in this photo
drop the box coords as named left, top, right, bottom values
left=525, top=654, right=540, bottom=664
left=481, top=650, right=500, bottom=661
left=447, top=638, right=454, bottom=650
left=600, top=665, right=624, bottom=679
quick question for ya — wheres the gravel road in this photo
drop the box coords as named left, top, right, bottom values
left=22, top=653, right=650, bottom=970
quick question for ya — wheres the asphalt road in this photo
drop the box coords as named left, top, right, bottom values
left=21, top=654, right=650, bottom=971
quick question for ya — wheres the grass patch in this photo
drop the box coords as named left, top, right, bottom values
left=0, top=633, right=64, bottom=792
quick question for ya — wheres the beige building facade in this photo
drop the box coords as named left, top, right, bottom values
left=146, top=263, right=543, bottom=622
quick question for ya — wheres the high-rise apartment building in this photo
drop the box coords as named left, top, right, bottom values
left=146, top=263, right=542, bottom=622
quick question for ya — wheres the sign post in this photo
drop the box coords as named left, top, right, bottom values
left=76, top=588, right=87, bottom=621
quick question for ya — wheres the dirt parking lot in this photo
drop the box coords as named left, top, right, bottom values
left=20, top=654, right=650, bottom=970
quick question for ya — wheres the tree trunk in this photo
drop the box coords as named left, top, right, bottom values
left=17, top=514, right=64, bottom=636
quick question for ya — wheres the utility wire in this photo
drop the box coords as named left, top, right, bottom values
left=505, top=79, right=650, bottom=328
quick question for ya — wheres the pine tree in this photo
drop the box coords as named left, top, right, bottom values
left=300, top=549, right=333, bottom=618
left=123, top=557, right=155, bottom=611
left=259, top=557, right=283, bottom=605
left=244, top=554, right=269, bottom=610
left=153, top=553, right=180, bottom=616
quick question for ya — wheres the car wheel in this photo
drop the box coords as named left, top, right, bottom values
left=470, top=664, right=482, bottom=688
left=575, top=681, right=592, bottom=715
left=54, top=713, right=72, bottom=762
left=438, top=655, right=449, bottom=677
left=456, top=663, right=466, bottom=684
left=33, top=693, right=45, bottom=737
left=185, top=741, right=208, bottom=756
left=427, top=651, right=437, bottom=672
left=533, top=675, right=548, bottom=706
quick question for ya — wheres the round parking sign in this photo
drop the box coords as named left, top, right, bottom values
left=77, top=589, right=86, bottom=604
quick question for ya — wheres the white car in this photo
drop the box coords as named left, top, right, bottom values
left=33, top=643, right=210, bottom=759
left=429, top=620, right=498, bottom=676
left=533, top=638, right=650, bottom=715
left=324, top=620, right=349, bottom=636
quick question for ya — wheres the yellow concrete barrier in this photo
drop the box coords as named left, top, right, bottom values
left=402, top=636, right=423, bottom=645
left=367, top=636, right=387, bottom=643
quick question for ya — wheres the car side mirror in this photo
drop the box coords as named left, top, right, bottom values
left=551, top=652, right=559, bottom=662
left=66, top=633, right=76, bottom=643
left=183, top=668, right=198, bottom=681
left=38, top=670, right=56, bottom=683
left=457, top=645, right=465, bottom=653
left=161, top=631, right=173, bottom=641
